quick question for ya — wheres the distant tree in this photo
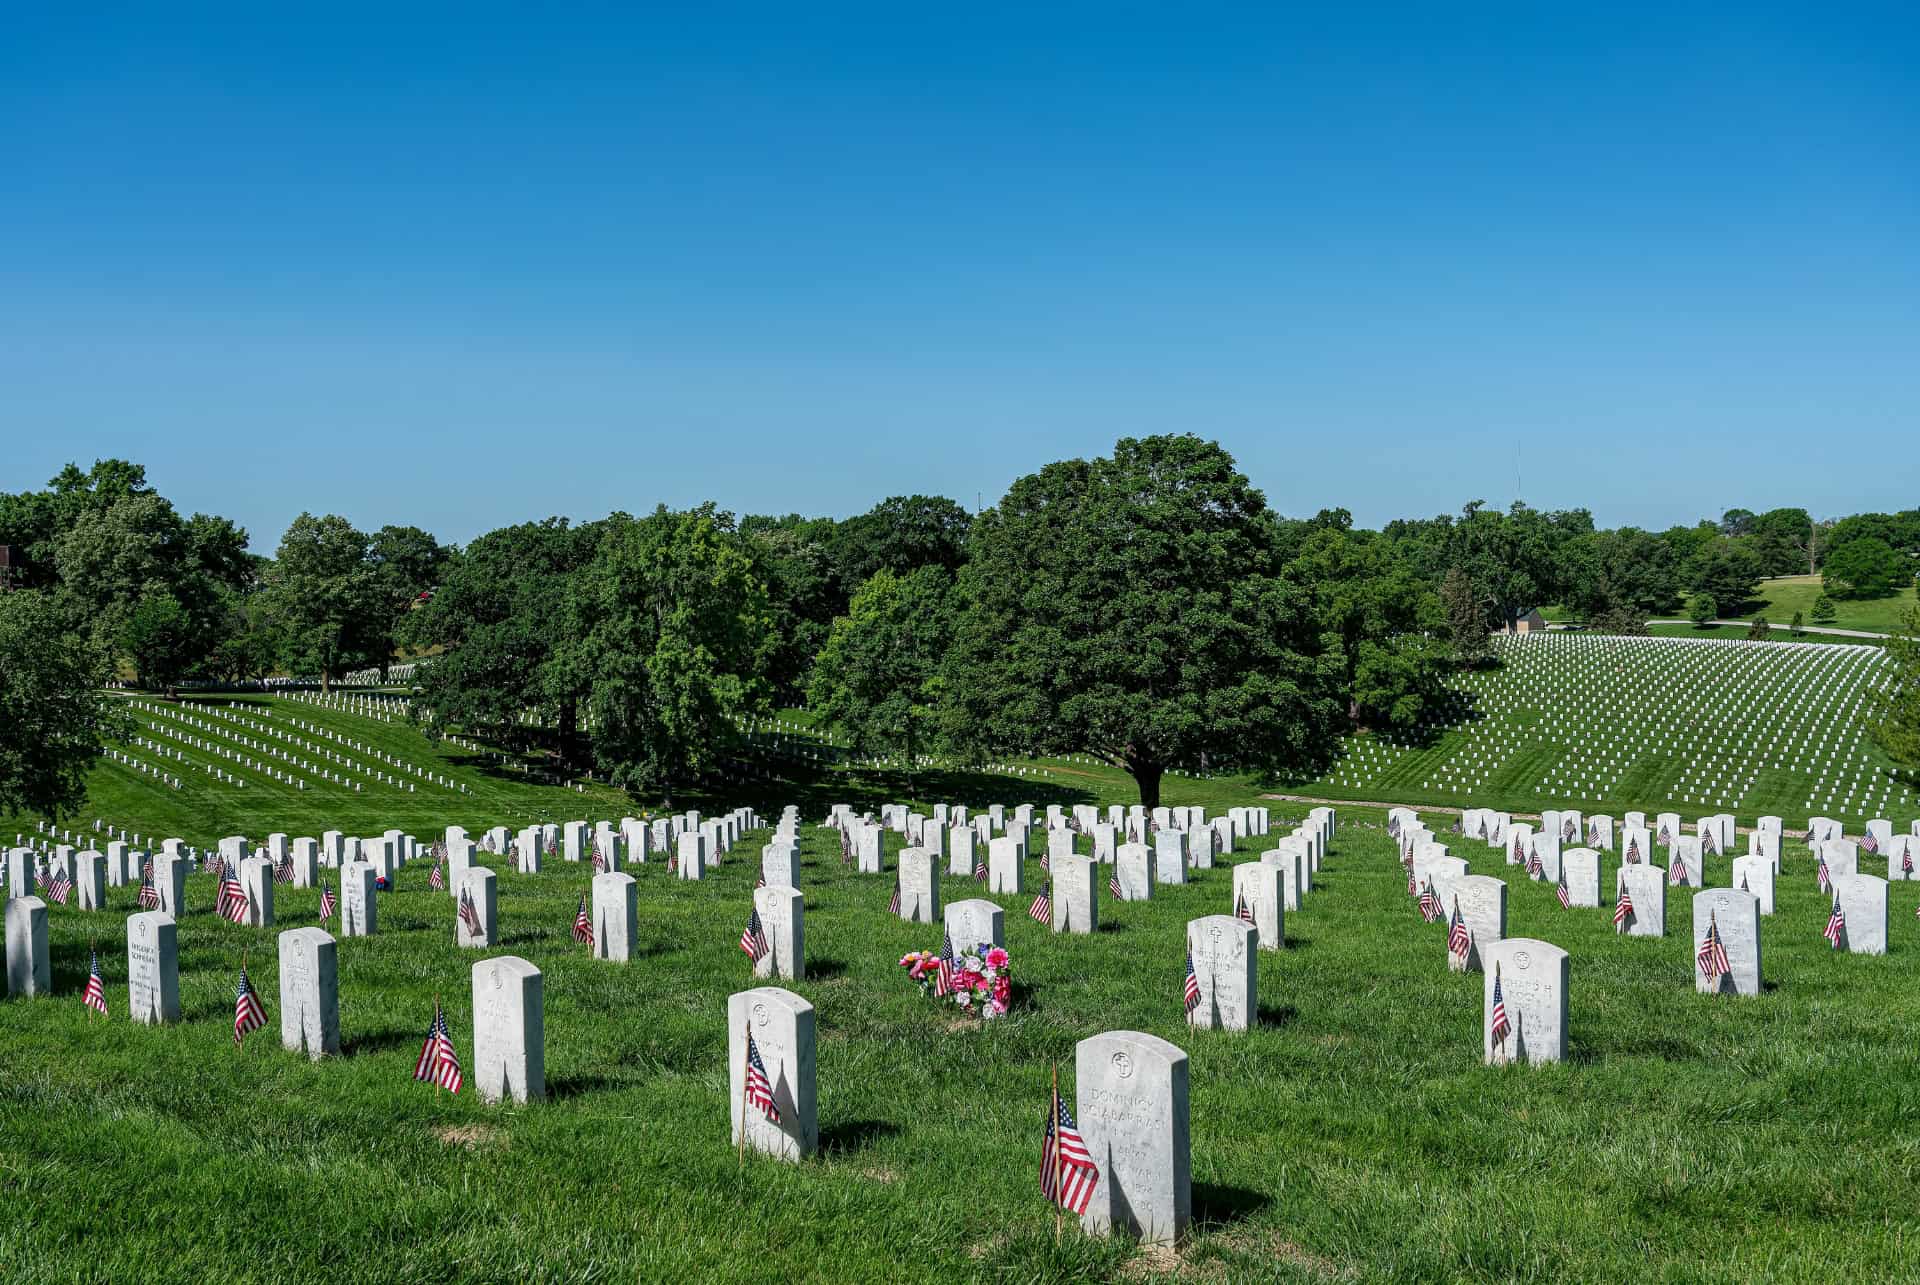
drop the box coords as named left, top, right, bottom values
left=1284, top=526, right=1449, bottom=728
left=1866, top=607, right=1920, bottom=782
left=1591, top=605, right=1650, bottom=636
left=1719, top=508, right=1757, bottom=536
left=828, top=495, right=972, bottom=594
left=265, top=514, right=379, bottom=692
left=1439, top=566, right=1494, bottom=667
left=1687, top=593, right=1718, bottom=628
left=1812, top=594, right=1839, bottom=625
left=0, top=590, right=127, bottom=817
left=1449, top=501, right=1587, bottom=632
left=1682, top=540, right=1764, bottom=615
left=1746, top=616, right=1770, bottom=642
left=1352, top=633, right=1454, bottom=730
left=742, top=518, right=843, bottom=705
left=1790, top=610, right=1805, bottom=637
left=365, top=525, right=454, bottom=680
left=1561, top=527, right=1681, bottom=618
left=121, top=591, right=198, bottom=690
left=942, top=435, right=1344, bottom=808
left=1747, top=507, right=1820, bottom=576
left=564, top=507, right=773, bottom=801
left=809, top=566, right=953, bottom=784
left=205, top=585, right=282, bottom=684
left=1821, top=536, right=1909, bottom=599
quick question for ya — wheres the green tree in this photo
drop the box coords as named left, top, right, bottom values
left=808, top=566, right=953, bottom=782
left=1591, top=604, right=1650, bottom=636
left=1352, top=633, right=1454, bottom=730
left=742, top=516, right=843, bottom=705
left=1822, top=536, right=1910, bottom=599
left=366, top=524, right=453, bottom=680
left=1284, top=526, right=1449, bottom=728
left=1746, top=507, right=1819, bottom=576
left=1687, top=593, right=1717, bottom=628
left=1682, top=539, right=1763, bottom=615
left=1449, top=501, right=1586, bottom=632
left=566, top=507, right=773, bottom=801
left=1790, top=610, right=1805, bottom=637
left=1440, top=565, right=1495, bottom=666
left=828, top=494, right=972, bottom=594
left=1812, top=593, right=1839, bottom=624
left=941, top=435, right=1344, bottom=808
left=1746, top=616, right=1770, bottom=642
left=121, top=591, right=198, bottom=690
left=266, top=513, right=379, bottom=691
left=1561, top=528, right=1681, bottom=618
left=1866, top=606, right=1920, bottom=781
left=0, top=590, right=127, bottom=817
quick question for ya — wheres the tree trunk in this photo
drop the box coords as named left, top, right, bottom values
left=1128, top=758, right=1164, bottom=811
left=320, top=667, right=331, bottom=694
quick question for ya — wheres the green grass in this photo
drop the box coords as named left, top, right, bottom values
left=1752, top=574, right=1917, bottom=634
left=1643, top=622, right=1880, bottom=647
left=6, top=798, right=1920, bottom=1282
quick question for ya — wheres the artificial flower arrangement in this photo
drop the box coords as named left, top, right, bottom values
left=898, top=943, right=1014, bottom=1019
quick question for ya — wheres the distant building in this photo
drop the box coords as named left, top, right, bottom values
left=1512, top=608, right=1547, bottom=635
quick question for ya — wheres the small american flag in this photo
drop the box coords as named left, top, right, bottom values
left=1613, top=880, right=1635, bottom=932
left=428, top=859, right=445, bottom=892
left=1563, top=819, right=1575, bottom=843
left=1824, top=895, right=1845, bottom=949
left=934, top=931, right=956, bottom=997
left=591, top=842, right=607, bottom=873
left=740, top=905, right=769, bottom=964
left=974, top=850, right=989, bottom=882
left=1511, top=836, right=1524, bottom=864
left=1028, top=880, right=1052, bottom=924
left=217, top=874, right=249, bottom=924
left=207, top=855, right=227, bottom=881
left=1658, top=823, right=1671, bottom=845
left=45, top=871, right=73, bottom=906
left=1816, top=856, right=1832, bottom=894
left=275, top=854, right=294, bottom=884
left=1703, top=829, right=1718, bottom=856
left=1904, top=847, right=1915, bottom=877
left=1447, top=899, right=1471, bottom=962
left=1418, top=880, right=1440, bottom=923
left=755, top=876, right=766, bottom=889
left=1697, top=914, right=1731, bottom=981
left=1489, top=966, right=1510, bottom=1051
left=1388, top=816, right=1401, bottom=839
left=457, top=888, right=483, bottom=938
left=546, top=835, right=559, bottom=859
left=1108, top=871, right=1124, bottom=902
left=318, top=881, right=337, bottom=923
left=744, top=1028, right=780, bottom=1123
left=887, top=882, right=901, bottom=916
left=1668, top=857, right=1688, bottom=887
left=81, top=949, right=109, bottom=1016
left=1525, top=846, right=1543, bottom=880
left=137, top=869, right=161, bottom=910
left=1040, top=1092, right=1099, bottom=1215
left=1625, top=835, right=1640, bottom=864
left=1862, top=831, right=1879, bottom=855
left=1555, top=867, right=1571, bottom=909
left=232, top=967, right=267, bottom=1046
left=1405, top=864, right=1416, bottom=897
left=572, top=894, right=593, bottom=946
left=1234, top=892, right=1254, bottom=924
left=1040, top=851, right=1051, bottom=873
left=1182, top=948, right=1202, bottom=1016
left=413, top=1002, right=463, bottom=1092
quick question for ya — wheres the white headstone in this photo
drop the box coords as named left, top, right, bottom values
left=4, top=897, right=49, bottom=997
left=458, top=868, right=499, bottom=949
left=472, top=956, right=545, bottom=1104
left=752, top=885, right=804, bottom=980
left=127, top=911, right=180, bottom=1024
left=1185, top=916, right=1257, bottom=1031
left=277, top=927, right=339, bottom=1059
left=1693, top=888, right=1761, bottom=995
left=1482, top=938, right=1569, bottom=1066
left=729, top=986, right=817, bottom=1161
left=1075, top=1030, right=1189, bottom=1246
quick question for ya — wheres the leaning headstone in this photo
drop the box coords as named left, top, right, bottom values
left=127, top=911, right=181, bottom=1024
left=277, top=927, right=340, bottom=1060
left=458, top=868, right=499, bottom=949
left=729, top=986, right=818, bottom=1161
left=1482, top=938, right=1569, bottom=1066
left=1615, top=864, right=1667, bottom=938
left=1185, top=916, right=1256, bottom=1031
left=752, top=885, right=804, bottom=981
left=1230, top=862, right=1283, bottom=950
left=1114, top=842, right=1154, bottom=902
left=1075, top=1030, right=1190, bottom=1246
left=1830, top=873, right=1888, bottom=956
left=943, top=898, right=1004, bottom=954
left=898, top=848, right=939, bottom=924
left=4, top=897, right=49, bottom=997
left=340, top=862, right=377, bottom=938
left=472, top=956, right=545, bottom=1104
left=1693, top=889, right=1761, bottom=995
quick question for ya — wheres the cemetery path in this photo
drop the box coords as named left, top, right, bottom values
left=1644, top=619, right=1889, bottom=638
left=1256, top=791, right=1802, bottom=838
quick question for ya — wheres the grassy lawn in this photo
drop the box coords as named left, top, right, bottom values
left=1752, top=575, right=1916, bottom=634
left=1643, top=622, right=1881, bottom=647
left=6, top=784, right=1919, bottom=1282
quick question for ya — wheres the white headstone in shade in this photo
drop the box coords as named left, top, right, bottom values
left=155, top=854, right=187, bottom=917
left=1561, top=849, right=1600, bottom=907
left=1615, top=864, right=1667, bottom=938
left=127, top=910, right=180, bottom=1024
left=291, top=838, right=319, bottom=888
left=1482, top=938, right=1569, bottom=1066
left=1437, top=874, right=1506, bottom=972
left=752, top=885, right=804, bottom=980
left=1188, top=825, right=1216, bottom=871
left=240, top=856, right=276, bottom=926
left=472, top=956, right=545, bottom=1104
left=77, top=852, right=106, bottom=911
left=898, top=848, right=939, bottom=924
left=457, top=868, right=499, bottom=949
left=729, top=986, right=817, bottom=1161
left=678, top=832, right=708, bottom=880
left=1184, top=916, right=1256, bottom=1031
left=277, top=927, right=339, bottom=1060
left=1231, top=861, right=1283, bottom=950
left=1820, top=840, right=1858, bottom=882
left=1830, top=873, right=1888, bottom=956
left=1048, top=853, right=1097, bottom=934
left=988, top=837, right=1024, bottom=895
left=759, top=839, right=800, bottom=891
left=1114, top=843, right=1154, bottom=902
left=340, top=862, right=377, bottom=938
left=1730, top=854, right=1775, bottom=915
left=943, top=898, right=1004, bottom=954
left=4, top=897, right=49, bottom=997
left=1667, top=837, right=1705, bottom=889
left=1075, top=1030, right=1190, bottom=1246
left=949, top=826, right=977, bottom=879
left=1693, top=889, right=1761, bottom=995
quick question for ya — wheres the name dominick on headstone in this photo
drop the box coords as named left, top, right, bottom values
left=1076, top=1030, right=1190, bottom=1246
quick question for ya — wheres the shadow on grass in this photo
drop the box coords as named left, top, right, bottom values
left=820, top=1118, right=902, bottom=1157
left=1192, top=1181, right=1272, bottom=1228
left=807, top=958, right=849, bottom=980
left=1255, top=1004, right=1299, bottom=1030
left=548, top=1073, right=620, bottom=1100
left=345, top=1028, right=424, bottom=1057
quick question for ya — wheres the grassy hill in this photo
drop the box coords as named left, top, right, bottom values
left=1753, top=574, right=1917, bottom=634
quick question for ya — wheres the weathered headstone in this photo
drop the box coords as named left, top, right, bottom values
left=127, top=911, right=180, bottom=1024
left=1693, top=888, right=1761, bottom=995
left=277, top=927, right=339, bottom=1059
left=729, top=986, right=818, bottom=1161
left=4, top=897, right=49, bottom=997
left=458, top=868, right=499, bottom=949
left=1482, top=938, right=1569, bottom=1066
left=761, top=840, right=801, bottom=891
left=1114, top=842, right=1154, bottom=902
left=1561, top=849, right=1600, bottom=907
left=1075, top=1030, right=1190, bottom=1246
left=1185, top=916, right=1256, bottom=1031
left=472, top=956, right=545, bottom=1104
left=944, top=898, right=1004, bottom=954
left=898, top=848, right=939, bottom=924
left=752, top=885, right=804, bottom=980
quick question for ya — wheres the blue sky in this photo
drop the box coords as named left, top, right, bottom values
left=4, top=3, right=1916, bottom=551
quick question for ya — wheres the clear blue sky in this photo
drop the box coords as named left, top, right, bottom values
left=4, top=3, right=1916, bottom=552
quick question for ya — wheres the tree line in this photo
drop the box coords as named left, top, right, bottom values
left=3, top=445, right=1917, bottom=812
